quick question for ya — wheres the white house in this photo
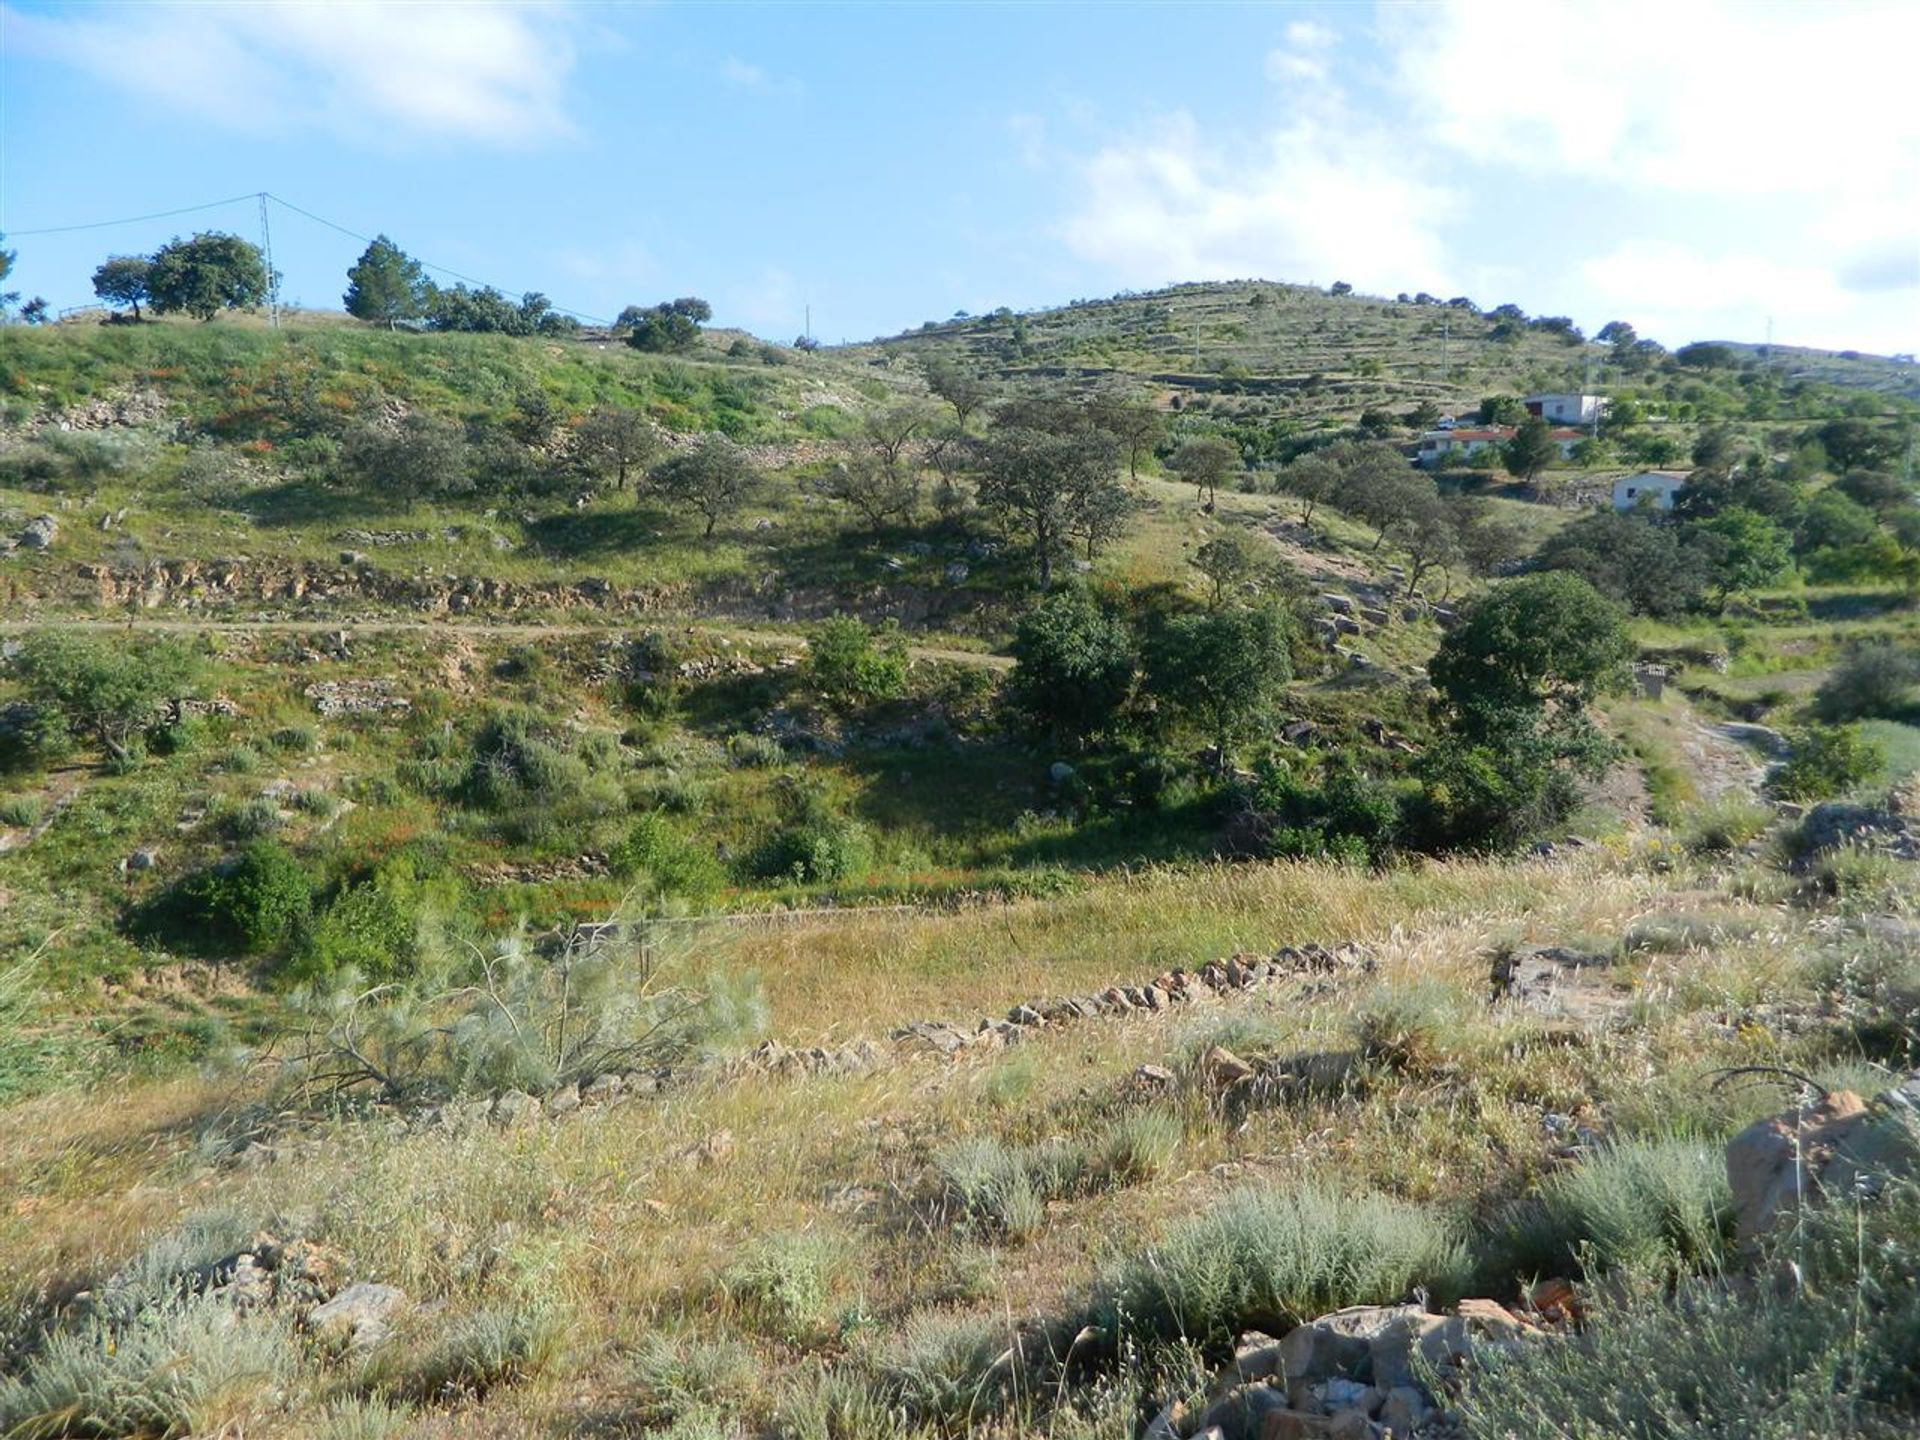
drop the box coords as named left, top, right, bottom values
left=1524, top=392, right=1607, bottom=425
left=1612, top=470, right=1688, bottom=512
left=1415, top=426, right=1584, bottom=469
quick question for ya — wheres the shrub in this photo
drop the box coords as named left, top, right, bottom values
left=1486, top=1136, right=1731, bottom=1286
left=1350, top=980, right=1466, bottom=1073
left=272, top=724, right=318, bottom=753
left=1815, top=643, right=1920, bottom=722
left=1456, top=1190, right=1920, bottom=1439
left=381, top=1305, right=564, bottom=1402
left=223, top=796, right=285, bottom=839
left=1681, top=797, right=1773, bottom=855
left=1771, top=724, right=1884, bottom=801
left=872, top=1311, right=1019, bottom=1431
left=9, top=631, right=199, bottom=767
left=0, top=1298, right=295, bottom=1439
left=806, top=617, right=910, bottom=713
left=608, top=813, right=726, bottom=898
left=0, top=794, right=43, bottom=827
left=727, top=731, right=787, bottom=769
left=1089, top=1107, right=1182, bottom=1186
left=627, top=1333, right=757, bottom=1428
left=754, top=814, right=874, bottom=886
left=286, top=930, right=766, bottom=1102
left=315, top=1397, right=413, bottom=1440
left=457, top=707, right=626, bottom=842
left=1086, top=1183, right=1468, bottom=1348
left=722, top=1232, right=845, bottom=1341
left=181, top=840, right=313, bottom=953
left=290, top=872, right=422, bottom=983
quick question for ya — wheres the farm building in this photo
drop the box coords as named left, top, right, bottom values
left=1524, top=392, right=1607, bottom=424
left=1612, top=470, right=1689, bottom=511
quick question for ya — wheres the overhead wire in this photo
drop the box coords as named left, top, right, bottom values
left=4, top=189, right=614, bottom=325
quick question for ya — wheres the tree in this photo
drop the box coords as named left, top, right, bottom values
left=1419, top=574, right=1630, bottom=852
left=1815, top=419, right=1899, bottom=473
left=922, top=358, right=991, bottom=429
left=1277, top=450, right=1341, bottom=527
left=1675, top=342, right=1738, bottom=369
left=1384, top=489, right=1462, bottom=599
left=650, top=434, right=758, bottom=537
left=1796, top=489, right=1878, bottom=557
left=1168, top=436, right=1239, bottom=507
left=1480, top=395, right=1526, bottom=425
left=862, top=401, right=939, bottom=473
left=427, top=285, right=566, bottom=335
left=1141, top=604, right=1292, bottom=770
left=574, top=406, right=658, bottom=491
left=976, top=423, right=1123, bottom=589
left=805, top=617, right=909, bottom=713
left=1192, top=529, right=1271, bottom=610
left=1504, top=415, right=1556, bottom=481
left=625, top=298, right=712, bottom=353
left=1088, top=394, right=1164, bottom=481
left=1429, top=573, right=1632, bottom=733
left=11, top=632, right=198, bottom=766
left=1698, top=507, right=1793, bottom=606
left=1535, top=511, right=1711, bottom=617
left=1836, top=468, right=1911, bottom=513
left=344, top=412, right=469, bottom=506
left=1330, top=281, right=1353, bottom=296
left=344, top=236, right=429, bottom=329
left=1343, top=446, right=1433, bottom=550
left=147, top=232, right=272, bottom=320
left=825, top=453, right=919, bottom=528
left=1771, top=724, right=1883, bottom=801
left=1597, top=320, right=1637, bottom=348
left=1005, top=588, right=1136, bottom=748
left=91, top=255, right=152, bottom=320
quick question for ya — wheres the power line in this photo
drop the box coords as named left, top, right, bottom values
left=3, top=192, right=261, bottom=237
left=4, top=189, right=615, bottom=326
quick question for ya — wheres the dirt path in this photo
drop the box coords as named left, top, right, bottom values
left=0, top=615, right=1013, bottom=671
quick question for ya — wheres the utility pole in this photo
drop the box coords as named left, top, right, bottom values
left=257, top=192, right=280, bottom=329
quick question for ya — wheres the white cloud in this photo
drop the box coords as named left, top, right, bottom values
left=1580, top=240, right=1912, bottom=354
left=722, top=55, right=802, bottom=96
left=1266, top=18, right=1336, bottom=82
left=1390, top=0, right=1920, bottom=199
left=1054, top=107, right=1456, bottom=296
left=5, top=1, right=580, bottom=144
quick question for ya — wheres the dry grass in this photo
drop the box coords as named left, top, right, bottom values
left=0, top=847, right=1910, bottom=1435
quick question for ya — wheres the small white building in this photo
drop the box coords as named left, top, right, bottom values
left=1612, top=470, right=1688, bottom=512
left=1524, top=392, right=1607, bottom=425
left=1415, top=426, right=1584, bottom=469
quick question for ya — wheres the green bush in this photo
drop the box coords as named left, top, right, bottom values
left=722, top=1232, right=845, bottom=1341
left=805, top=617, right=910, bottom=713
left=378, top=1305, right=564, bottom=1402
left=754, top=813, right=874, bottom=886
left=0, top=794, right=44, bottom=828
left=0, top=1297, right=295, bottom=1438
left=181, top=840, right=313, bottom=953
left=1815, top=643, right=1920, bottom=723
left=608, top=813, right=726, bottom=898
left=1485, top=1136, right=1732, bottom=1286
left=1681, top=797, right=1774, bottom=855
left=1456, top=1189, right=1920, bottom=1439
left=456, top=707, right=627, bottom=843
left=1085, top=1183, right=1467, bottom=1348
left=290, top=871, right=423, bottom=983
left=626, top=1332, right=756, bottom=1428
left=1771, top=724, right=1884, bottom=801
left=871, top=1311, right=1019, bottom=1431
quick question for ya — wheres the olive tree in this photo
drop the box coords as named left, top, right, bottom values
left=650, top=435, right=760, bottom=537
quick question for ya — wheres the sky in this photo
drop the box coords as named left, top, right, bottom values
left=2, top=0, right=1916, bottom=354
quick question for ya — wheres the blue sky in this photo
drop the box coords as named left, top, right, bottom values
left=3, top=1, right=1915, bottom=353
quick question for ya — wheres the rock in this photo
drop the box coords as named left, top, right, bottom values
left=1382, top=1386, right=1429, bottom=1435
left=19, top=515, right=57, bottom=551
left=1008, top=1004, right=1045, bottom=1028
left=1048, top=761, right=1076, bottom=784
left=545, top=1083, right=580, bottom=1117
left=1491, top=945, right=1625, bottom=1025
left=1258, top=1409, right=1371, bottom=1440
left=895, top=1020, right=972, bottom=1056
left=123, top=848, right=159, bottom=872
left=1726, top=1089, right=1872, bottom=1244
left=1275, top=1305, right=1425, bottom=1389
left=493, top=1089, right=542, bottom=1127
left=1134, top=1063, right=1177, bottom=1089
left=1319, top=593, right=1354, bottom=616
left=307, top=1282, right=407, bottom=1347
left=1144, top=1399, right=1190, bottom=1440
left=1201, top=1383, right=1289, bottom=1440
left=1200, top=1045, right=1257, bottom=1089
left=1796, top=801, right=1917, bottom=861
left=580, top=1072, right=628, bottom=1105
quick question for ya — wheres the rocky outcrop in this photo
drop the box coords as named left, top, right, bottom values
left=1725, top=1076, right=1920, bottom=1244
left=1150, top=1288, right=1569, bottom=1440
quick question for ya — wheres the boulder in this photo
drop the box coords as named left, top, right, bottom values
left=1726, top=1090, right=1872, bottom=1243
left=1274, top=1304, right=1426, bottom=1389
left=1200, top=1045, right=1257, bottom=1090
left=19, top=515, right=57, bottom=551
left=307, top=1281, right=407, bottom=1347
left=1258, top=1409, right=1371, bottom=1440
left=1200, top=1383, right=1289, bottom=1440
left=581, top=1072, right=627, bottom=1105
left=493, top=1089, right=543, bottom=1128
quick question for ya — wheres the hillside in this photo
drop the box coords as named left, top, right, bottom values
left=2, top=299, right=1919, bottom=1439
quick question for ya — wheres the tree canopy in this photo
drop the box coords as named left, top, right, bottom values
left=147, top=232, right=272, bottom=320
left=91, top=256, right=152, bottom=320
left=344, top=236, right=429, bottom=329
